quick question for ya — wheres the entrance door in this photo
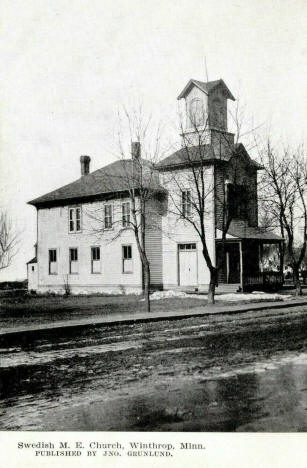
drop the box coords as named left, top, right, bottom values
left=227, top=243, right=241, bottom=283
left=178, top=243, right=197, bottom=286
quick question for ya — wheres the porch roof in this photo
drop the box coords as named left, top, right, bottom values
left=216, top=222, right=282, bottom=241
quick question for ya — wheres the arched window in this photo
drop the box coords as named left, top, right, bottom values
left=211, top=97, right=224, bottom=128
left=189, top=98, right=204, bottom=127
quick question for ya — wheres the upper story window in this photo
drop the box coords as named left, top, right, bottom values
left=69, top=207, right=81, bottom=233
left=189, top=98, right=205, bottom=127
left=182, top=190, right=192, bottom=219
left=48, top=249, right=57, bottom=275
left=122, top=202, right=131, bottom=227
left=104, top=204, right=113, bottom=229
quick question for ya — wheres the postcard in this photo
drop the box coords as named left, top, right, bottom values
left=0, top=0, right=307, bottom=466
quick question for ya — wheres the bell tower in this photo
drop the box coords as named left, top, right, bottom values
left=177, top=79, right=235, bottom=146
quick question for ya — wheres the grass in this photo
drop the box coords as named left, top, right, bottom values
left=0, top=291, right=302, bottom=330
left=0, top=294, right=206, bottom=329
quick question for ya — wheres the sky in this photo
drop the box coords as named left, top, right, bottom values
left=0, top=0, right=306, bottom=281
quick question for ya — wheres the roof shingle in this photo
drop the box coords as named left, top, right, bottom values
left=29, top=159, right=164, bottom=207
left=156, top=143, right=262, bottom=170
left=177, top=79, right=235, bottom=101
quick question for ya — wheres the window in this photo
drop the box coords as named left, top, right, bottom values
left=32, top=266, right=35, bottom=272
left=69, top=207, right=81, bottom=233
left=69, top=248, right=78, bottom=274
left=122, top=202, right=130, bottom=227
left=189, top=98, right=204, bottom=127
left=122, top=245, right=133, bottom=273
left=211, top=97, right=224, bottom=128
left=104, top=204, right=113, bottom=229
left=48, top=249, right=57, bottom=274
left=179, top=243, right=196, bottom=250
left=91, top=247, right=101, bottom=273
left=182, top=190, right=192, bottom=218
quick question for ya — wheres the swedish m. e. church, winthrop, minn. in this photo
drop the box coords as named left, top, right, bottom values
left=27, top=78, right=282, bottom=294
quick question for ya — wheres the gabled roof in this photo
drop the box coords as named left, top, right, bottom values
left=177, top=79, right=235, bottom=101
left=29, top=159, right=165, bottom=208
left=156, top=143, right=262, bottom=170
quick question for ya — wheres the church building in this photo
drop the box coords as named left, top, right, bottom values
left=27, top=79, right=283, bottom=294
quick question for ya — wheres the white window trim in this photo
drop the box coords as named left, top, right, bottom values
left=48, top=248, right=58, bottom=275
left=104, top=203, right=114, bottom=230
left=91, top=246, right=101, bottom=274
left=68, top=206, right=82, bottom=233
left=188, top=98, right=205, bottom=128
left=122, top=244, right=133, bottom=274
left=181, top=190, right=192, bottom=219
left=122, top=202, right=131, bottom=228
left=69, top=247, right=79, bottom=275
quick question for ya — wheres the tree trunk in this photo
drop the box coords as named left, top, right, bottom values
left=293, top=266, right=302, bottom=296
left=141, top=264, right=145, bottom=293
left=144, top=261, right=151, bottom=312
left=208, top=267, right=218, bottom=305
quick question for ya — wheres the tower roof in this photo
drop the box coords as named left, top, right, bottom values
left=156, top=143, right=262, bottom=170
left=177, top=79, right=235, bottom=101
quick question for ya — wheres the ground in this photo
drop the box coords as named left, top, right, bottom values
left=0, top=290, right=297, bottom=329
left=1, top=303, right=307, bottom=431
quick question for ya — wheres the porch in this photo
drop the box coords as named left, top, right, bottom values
left=216, top=223, right=283, bottom=292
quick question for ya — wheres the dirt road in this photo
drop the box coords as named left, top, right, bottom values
left=1, top=305, right=307, bottom=431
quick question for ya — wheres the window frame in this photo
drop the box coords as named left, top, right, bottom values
left=182, top=190, right=192, bottom=219
left=189, top=98, right=205, bottom=127
left=68, top=206, right=82, bottom=233
left=69, top=247, right=79, bottom=274
left=122, top=202, right=131, bottom=227
left=104, top=204, right=113, bottom=230
left=178, top=243, right=196, bottom=250
left=48, top=248, right=58, bottom=275
left=210, top=97, right=224, bottom=128
left=122, top=244, right=133, bottom=274
left=91, top=246, right=101, bottom=274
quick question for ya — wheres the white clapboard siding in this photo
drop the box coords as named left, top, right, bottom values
left=145, top=197, right=163, bottom=288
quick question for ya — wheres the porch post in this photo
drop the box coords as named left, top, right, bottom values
left=226, top=251, right=230, bottom=283
left=259, top=242, right=263, bottom=272
left=279, top=240, right=284, bottom=282
left=239, top=241, right=244, bottom=291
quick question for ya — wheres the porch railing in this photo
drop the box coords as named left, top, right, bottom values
left=243, top=271, right=283, bottom=290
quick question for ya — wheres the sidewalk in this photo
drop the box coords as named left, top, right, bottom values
left=1, top=298, right=307, bottom=339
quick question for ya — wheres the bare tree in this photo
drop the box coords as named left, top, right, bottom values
left=87, top=92, right=258, bottom=306
left=0, top=211, right=19, bottom=271
left=162, top=99, right=250, bottom=304
left=258, top=142, right=307, bottom=295
left=87, top=106, right=164, bottom=311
